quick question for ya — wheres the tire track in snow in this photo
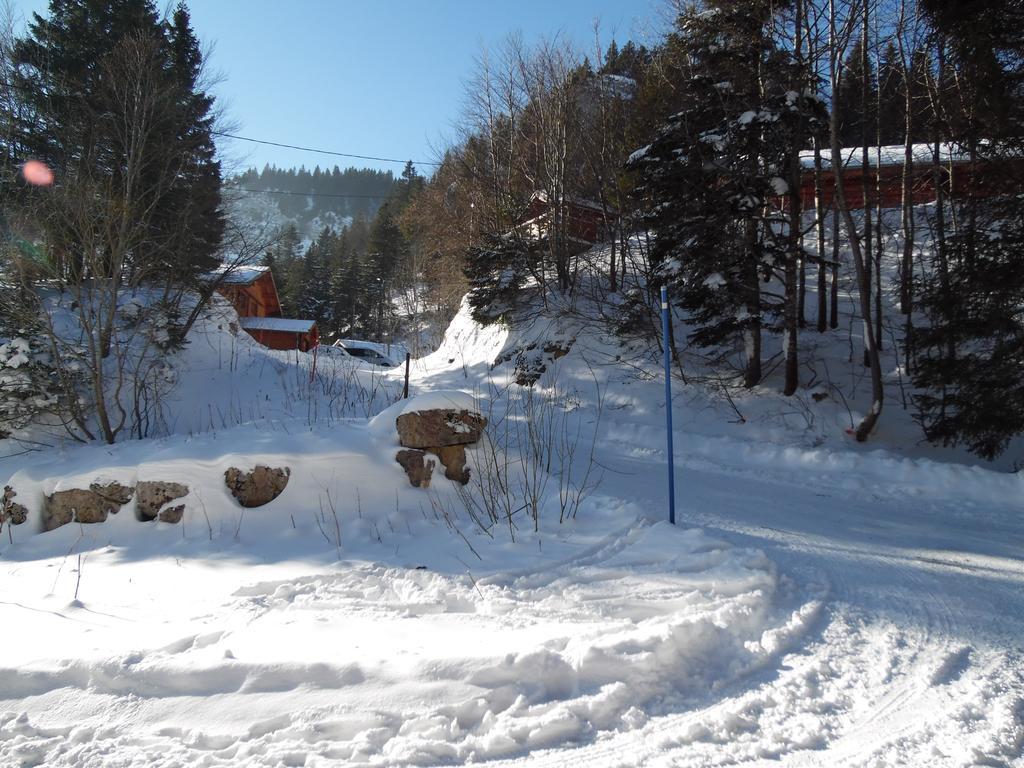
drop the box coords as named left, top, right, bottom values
left=505, top=439, right=1024, bottom=768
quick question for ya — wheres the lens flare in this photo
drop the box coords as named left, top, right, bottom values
left=22, top=160, right=54, bottom=187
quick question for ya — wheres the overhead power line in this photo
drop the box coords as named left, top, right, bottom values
left=212, top=131, right=442, bottom=167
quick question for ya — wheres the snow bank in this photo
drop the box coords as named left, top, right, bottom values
left=0, top=290, right=403, bottom=451
left=0, top=490, right=816, bottom=766
left=400, top=390, right=478, bottom=414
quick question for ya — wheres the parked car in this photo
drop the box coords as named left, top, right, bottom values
left=331, top=341, right=397, bottom=367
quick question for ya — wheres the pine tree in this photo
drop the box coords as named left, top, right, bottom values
left=629, top=1, right=824, bottom=389
left=834, top=39, right=878, bottom=147
left=911, top=215, right=1024, bottom=458
left=464, top=234, right=532, bottom=325
left=908, top=0, right=1024, bottom=458
left=264, top=224, right=302, bottom=314
left=158, top=2, right=224, bottom=281
left=877, top=43, right=905, bottom=146
left=327, top=230, right=355, bottom=339
left=12, top=0, right=223, bottom=283
left=299, top=227, right=335, bottom=325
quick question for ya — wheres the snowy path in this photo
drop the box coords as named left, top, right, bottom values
left=514, top=426, right=1024, bottom=767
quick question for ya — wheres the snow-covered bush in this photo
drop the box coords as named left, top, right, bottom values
left=465, top=235, right=534, bottom=326
left=0, top=289, right=63, bottom=437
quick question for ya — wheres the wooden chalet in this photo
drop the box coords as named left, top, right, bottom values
left=516, top=191, right=617, bottom=249
left=239, top=316, right=319, bottom=352
left=209, top=265, right=319, bottom=352
left=798, top=143, right=1017, bottom=210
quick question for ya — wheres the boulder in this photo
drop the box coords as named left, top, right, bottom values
left=44, top=483, right=132, bottom=531
left=543, top=339, right=574, bottom=360
left=224, top=466, right=290, bottom=508
left=158, top=505, right=185, bottom=524
left=89, top=481, right=135, bottom=506
left=396, top=450, right=435, bottom=488
left=137, top=481, right=189, bottom=523
left=1, top=486, right=27, bottom=526
left=433, top=445, right=471, bottom=485
left=396, top=409, right=486, bottom=449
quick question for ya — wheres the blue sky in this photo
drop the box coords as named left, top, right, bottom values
left=21, top=0, right=663, bottom=176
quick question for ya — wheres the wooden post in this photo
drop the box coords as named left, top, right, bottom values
left=403, top=353, right=411, bottom=399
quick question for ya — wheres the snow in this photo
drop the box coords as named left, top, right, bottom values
left=798, top=142, right=976, bottom=171
left=399, top=389, right=477, bottom=414
left=597, top=73, right=637, bottom=100
left=205, top=264, right=270, bottom=286
left=627, top=144, right=651, bottom=164
left=239, top=316, right=316, bottom=333
left=0, top=337, right=31, bottom=368
left=770, top=176, right=789, bottom=195
left=1, top=260, right=1023, bottom=766
left=0, top=415, right=814, bottom=766
left=703, top=273, right=727, bottom=289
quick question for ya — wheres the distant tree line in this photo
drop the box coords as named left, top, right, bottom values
left=234, top=164, right=395, bottom=222
left=261, top=161, right=428, bottom=347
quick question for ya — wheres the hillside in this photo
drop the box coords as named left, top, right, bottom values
left=227, top=165, right=397, bottom=243
left=1, top=284, right=1021, bottom=767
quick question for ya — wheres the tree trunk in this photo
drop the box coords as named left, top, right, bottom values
left=743, top=219, right=762, bottom=388
left=860, top=7, right=875, bottom=367
left=831, top=0, right=884, bottom=441
left=814, top=138, right=829, bottom=332
left=783, top=0, right=805, bottom=396
left=900, top=89, right=915, bottom=315
left=831, top=205, right=840, bottom=329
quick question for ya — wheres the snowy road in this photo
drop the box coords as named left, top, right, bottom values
left=518, top=425, right=1024, bottom=767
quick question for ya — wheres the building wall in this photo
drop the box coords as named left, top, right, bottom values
left=218, top=272, right=282, bottom=319
left=244, top=326, right=319, bottom=352
left=799, top=162, right=1012, bottom=210
left=519, top=199, right=614, bottom=244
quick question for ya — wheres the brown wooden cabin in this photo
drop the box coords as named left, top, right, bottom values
left=208, top=265, right=318, bottom=352
left=516, top=192, right=617, bottom=248
left=238, top=317, right=319, bottom=352
left=216, top=266, right=282, bottom=318
left=798, top=144, right=1018, bottom=210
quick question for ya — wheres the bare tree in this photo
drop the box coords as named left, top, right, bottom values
left=829, top=0, right=885, bottom=441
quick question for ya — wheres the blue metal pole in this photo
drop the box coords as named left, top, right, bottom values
left=661, top=285, right=676, bottom=525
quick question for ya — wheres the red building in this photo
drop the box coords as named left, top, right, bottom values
left=210, top=265, right=319, bottom=351
left=238, top=316, right=319, bottom=352
left=798, top=144, right=1014, bottom=210
left=516, top=191, right=617, bottom=248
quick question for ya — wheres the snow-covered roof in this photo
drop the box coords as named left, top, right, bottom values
left=529, top=190, right=617, bottom=215
left=204, top=264, right=270, bottom=286
left=798, top=143, right=974, bottom=171
left=239, top=316, right=316, bottom=333
left=514, top=215, right=601, bottom=246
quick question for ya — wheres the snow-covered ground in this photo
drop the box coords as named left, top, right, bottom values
left=1, top=285, right=1022, bottom=766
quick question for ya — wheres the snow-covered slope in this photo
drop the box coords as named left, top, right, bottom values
left=226, top=188, right=354, bottom=246
left=1, top=295, right=1022, bottom=767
